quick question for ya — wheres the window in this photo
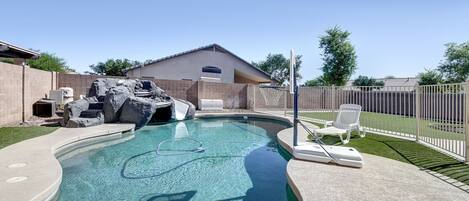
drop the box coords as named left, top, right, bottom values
left=202, top=66, right=222, bottom=74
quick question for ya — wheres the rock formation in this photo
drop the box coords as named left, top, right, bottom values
left=63, top=78, right=195, bottom=129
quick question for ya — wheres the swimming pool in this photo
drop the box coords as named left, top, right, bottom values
left=58, top=117, right=294, bottom=201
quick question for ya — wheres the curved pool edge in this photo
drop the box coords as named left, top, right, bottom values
left=0, top=124, right=135, bottom=201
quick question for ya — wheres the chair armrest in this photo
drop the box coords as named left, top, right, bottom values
left=324, top=121, right=334, bottom=127
left=346, top=123, right=360, bottom=130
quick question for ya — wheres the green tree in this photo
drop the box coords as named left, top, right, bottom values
left=26, top=52, right=70, bottom=72
left=0, top=57, right=14, bottom=64
left=88, top=59, right=140, bottom=76
left=352, top=75, right=384, bottom=86
left=319, top=26, right=357, bottom=86
left=252, top=54, right=302, bottom=85
left=352, top=75, right=384, bottom=90
left=303, top=77, right=325, bottom=87
left=418, top=69, right=443, bottom=85
left=437, top=42, right=469, bottom=83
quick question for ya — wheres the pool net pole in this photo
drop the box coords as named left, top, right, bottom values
left=290, top=49, right=298, bottom=147
left=293, top=84, right=299, bottom=146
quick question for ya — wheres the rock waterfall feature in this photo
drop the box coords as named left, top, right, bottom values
left=63, top=78, right=195, bottom=129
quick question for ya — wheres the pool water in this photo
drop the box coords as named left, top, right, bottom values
left=58, top=117, right=294, bottom=201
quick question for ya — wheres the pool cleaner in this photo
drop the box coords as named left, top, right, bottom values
left=288, top=49, right=363, bottom=168
left=156, top=122, right=205, bottom=156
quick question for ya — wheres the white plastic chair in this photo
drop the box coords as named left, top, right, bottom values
left=314, top=104, right=365, bottom=144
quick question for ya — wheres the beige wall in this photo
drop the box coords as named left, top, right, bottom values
left=126, top=50, right=271, bottom=83
left=0, top=62, right=57, bottom=125
left=57, top=73, right=250, bottom=109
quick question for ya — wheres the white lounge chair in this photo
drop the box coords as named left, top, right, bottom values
left=314, top=104, right=365, bottom=144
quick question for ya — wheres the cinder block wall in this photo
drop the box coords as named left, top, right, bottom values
left=199, top=81, right=248, bottom=109
left=0, top=62, right=57, bottom=125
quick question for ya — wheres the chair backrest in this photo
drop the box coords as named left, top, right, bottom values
left=334, top=104, right=362, bottom=129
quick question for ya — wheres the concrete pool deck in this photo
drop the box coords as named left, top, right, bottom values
left=0, top=124, right=135, bottom=201
left=277, top=125, right=469, bottom=201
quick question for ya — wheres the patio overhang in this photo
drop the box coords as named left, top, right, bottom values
left=0, top=40, right=39, bottom=59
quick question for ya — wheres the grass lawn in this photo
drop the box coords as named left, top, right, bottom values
left=299, top=111, right=464, bottom=140
left=0, top=126, right=58, bottom=149
left=307, top=121, right=469, bottom=187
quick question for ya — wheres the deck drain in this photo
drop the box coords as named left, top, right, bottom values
left=6, top=176, right=28, bottom=183
left=7, top=163, right=27, bottom=168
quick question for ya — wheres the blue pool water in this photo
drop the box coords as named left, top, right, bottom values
left=58, top=117, right=294, bottom=201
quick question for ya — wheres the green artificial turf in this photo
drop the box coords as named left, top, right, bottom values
left=307, top=121, right=469, bottom=187
left=0, top=126, right=58, bottom=149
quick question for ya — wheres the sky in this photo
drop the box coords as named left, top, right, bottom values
left=3, top=0, right=469, bottom=83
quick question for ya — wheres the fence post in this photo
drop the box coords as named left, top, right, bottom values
left=415, top=84, right=420, bottom=142
left=465, top=81, right=469, bottom=162
left=284, top=87, right=287, bottom=116
left=332, top=85, right=335, bottom=112
left=253, top=85, right=256, bottom=111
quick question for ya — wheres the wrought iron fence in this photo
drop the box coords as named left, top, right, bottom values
left=253, top=82, right=469, bottom=161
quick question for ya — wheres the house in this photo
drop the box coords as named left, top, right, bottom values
left=0, top=40, right=39, bottom=65
left=346, top=77, right=418, bottom=91
left=126, top=44, right=275, bottom=84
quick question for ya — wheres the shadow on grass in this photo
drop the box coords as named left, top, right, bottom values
left=320, top=132, right=469, bottom=192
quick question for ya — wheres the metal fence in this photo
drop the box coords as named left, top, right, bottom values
left=253, top=83, right=469, bottom=161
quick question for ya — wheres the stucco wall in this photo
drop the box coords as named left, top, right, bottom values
left=127, top=50, right=269, bottom=83
left=57, top=74, right=250, bottom=109
left=0, top=63, right=23, bottom=125
left=0, top=62, right=57, bottom=125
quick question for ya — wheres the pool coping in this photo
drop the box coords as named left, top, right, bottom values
left=0, top=124, right=135, bottom=201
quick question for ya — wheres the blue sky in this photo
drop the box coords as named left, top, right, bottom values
left=3, top=0, right=469, bottom=83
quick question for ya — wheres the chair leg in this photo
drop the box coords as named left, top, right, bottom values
left=313, top=130, right=322, bottom=141
left=359, top=128, right=366, bottom=138
left=339, top=132, right=350, bottom=144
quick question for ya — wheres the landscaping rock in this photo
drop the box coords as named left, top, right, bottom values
left=88, top=78, right=119, bottom=101
left=117, top=79, right=137, bottom=93
left=119, top=97, right=158, bottom=129
left=62, top=78, right=195, bottom=129
left=88, top=102, right=104, bottom=110
left=135, top=79, right=169, bottom=99
left=79, top=109, right=104, bottom=118
left=66, top=114, right=104, bottom=128
left=103, top=86, right=133, bottom=123
left=63, top=99, right=89, bottom=123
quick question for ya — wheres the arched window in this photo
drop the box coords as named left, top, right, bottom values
left=202, top=66, right=222, bottom=74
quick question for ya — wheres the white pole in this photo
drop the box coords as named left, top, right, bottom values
left=290, top=49, right=295, bottom=94
left=291, top=49, right=298, bottom=146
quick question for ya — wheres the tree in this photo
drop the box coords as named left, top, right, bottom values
left=352, top=75, right=384, bottom=86
left=0, top=57, right=14, bottom=64
left=303, top=77, right=325, bottom=87
left=352, top=75, right=384, bottom=90
left=88, top=59, right=140, bottom=76
left=252, top=54, right=302, bottom=85
left=26, top=52, right=70, bottom=72
left=437, top=42, right=469, bottom=83
left=319, top=26, right=357, bottom=86
left=418, top=69, right=443, bottom=85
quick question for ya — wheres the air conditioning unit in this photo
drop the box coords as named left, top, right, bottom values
left=49, top=87, right=74, bottom=109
